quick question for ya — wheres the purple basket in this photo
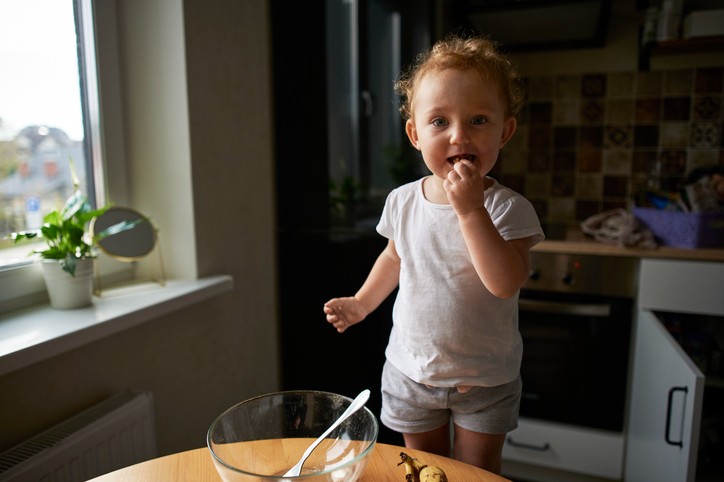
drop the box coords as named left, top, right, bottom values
left=633, top=207, right=724, bottom=249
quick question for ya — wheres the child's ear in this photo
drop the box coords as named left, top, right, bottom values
left=405, top=119, right=421, bottom=150
left=499, top=116, right=517, bottom=148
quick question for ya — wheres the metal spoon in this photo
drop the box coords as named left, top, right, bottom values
left=283, top=389, right=371, bottom=478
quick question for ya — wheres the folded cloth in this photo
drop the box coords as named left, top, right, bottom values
left=580, top=208, right=658, bottom=248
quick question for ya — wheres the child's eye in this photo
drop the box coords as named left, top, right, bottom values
left=431, top=117, right=448, bottom=127
left=471, top=116, right=487, bottom=125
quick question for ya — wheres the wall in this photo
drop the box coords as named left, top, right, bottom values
left=498, top=65, right=723, bottom=225
left=493, top=0, right=724, bottom=227
left=0, top=0, right=280, bottom=458
left=117, top=0, right=197, bottom=279
left=511, top=0, right=724, bottom=75
left=512, top=0, right=640, bottom=75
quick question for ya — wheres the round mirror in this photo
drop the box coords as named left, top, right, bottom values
left=91, top=207, right=156, bottom=261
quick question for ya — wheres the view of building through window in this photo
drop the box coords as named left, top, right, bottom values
left=0, top=0, right=90, bottom=254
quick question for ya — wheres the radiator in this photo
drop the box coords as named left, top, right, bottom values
left=0, top=390, right=157, bottom=482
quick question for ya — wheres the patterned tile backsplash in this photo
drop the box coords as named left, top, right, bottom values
left=493, top=66, right=724, bottom=227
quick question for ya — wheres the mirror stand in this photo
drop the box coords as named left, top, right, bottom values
left=92, top=242, right=166, bottom=297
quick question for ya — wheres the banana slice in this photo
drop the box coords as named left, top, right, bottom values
left=420, top=465, right=448, bottom=482
left=398, top=452, right=425, bottom=482
left=398, top=452, right=449, bottom=482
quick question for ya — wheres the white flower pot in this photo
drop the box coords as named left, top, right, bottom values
left=41, top=258, right=95, bottom=309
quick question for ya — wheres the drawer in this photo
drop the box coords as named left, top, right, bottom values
left=638, top=259, right=724, bottom=315
left=502, top=418, right=624, bottom=479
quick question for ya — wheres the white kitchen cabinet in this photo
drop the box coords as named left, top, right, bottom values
left=637, top=259, right=724, bottom=315
left=625, top=258, right=724, bottom=482
left=625, top=309, right=704, bottom=482
left=504, top=417, right=624, bottom=479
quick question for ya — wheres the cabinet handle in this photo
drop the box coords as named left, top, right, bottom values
left=361, top=90, right=373, bottom=117
left=506, top=437, right=551, bottom=451
left=665, top=386, right=687, bottom=448
left=518, top=299, right=611, bottom=317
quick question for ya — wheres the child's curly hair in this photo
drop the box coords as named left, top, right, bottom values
left=395, top=35, right=525, bottom=121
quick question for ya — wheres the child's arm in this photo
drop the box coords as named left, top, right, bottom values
left=324, top=239, right=400, bottom=333
left=444, top=160, right=532, bottom=298
left=458, top=212, right=533, bottom=298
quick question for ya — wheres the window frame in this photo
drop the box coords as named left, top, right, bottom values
left=0, top=0, right=128, bottom=314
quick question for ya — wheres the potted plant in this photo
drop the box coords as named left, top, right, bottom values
left=329, top=175, right=368, bottom=228
left=6, top=161, right=143, bottom=308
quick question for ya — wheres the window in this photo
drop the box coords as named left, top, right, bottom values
left=0, top=0, right=114, bottom=311
left=326, top=0, right=415, bottom=229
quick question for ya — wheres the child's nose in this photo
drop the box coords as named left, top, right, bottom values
left=449, top=124, right=470, bottom=144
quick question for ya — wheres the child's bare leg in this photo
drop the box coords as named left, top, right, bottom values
left=453, top=424, right=505, bottom=474
left=402, top=423, right=451, bottom=457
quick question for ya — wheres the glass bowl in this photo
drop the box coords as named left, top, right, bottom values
left=207, top=390, right=378, bottom=481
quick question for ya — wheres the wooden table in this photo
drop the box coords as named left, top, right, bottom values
left=87, top=442, right=510, bottom=481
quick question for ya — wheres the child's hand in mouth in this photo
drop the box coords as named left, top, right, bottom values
left=449, top=154, right=475, bottom=165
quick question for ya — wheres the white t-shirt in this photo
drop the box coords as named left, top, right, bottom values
left=377, top=177, right=544, bottom=388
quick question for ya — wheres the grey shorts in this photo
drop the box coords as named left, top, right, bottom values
left=380, top=360, right=522, bottom=435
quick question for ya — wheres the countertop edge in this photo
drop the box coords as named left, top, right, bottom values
left=533, top=239, right=724, bottom=262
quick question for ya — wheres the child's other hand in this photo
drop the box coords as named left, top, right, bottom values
left=443, top=159, right=486, bottom=215
left=323, top=297, right=368, bottom=333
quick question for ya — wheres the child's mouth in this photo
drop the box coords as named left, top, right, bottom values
left=448, top=154, right=475, bottom=164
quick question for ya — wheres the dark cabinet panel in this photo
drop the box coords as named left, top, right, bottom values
left=278, top=230, right=401, bottom=445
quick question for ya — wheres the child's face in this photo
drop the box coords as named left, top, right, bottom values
left=405, top=68, right=516, bottom=182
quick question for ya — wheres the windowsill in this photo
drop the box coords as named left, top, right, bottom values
left=0, top=275, right=234, bottom=377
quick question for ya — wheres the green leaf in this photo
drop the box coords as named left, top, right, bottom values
left=44, top=210, right=62, bottom=225
left=62, top=190, right=89, bottom=220
left=5, top=230, right=41, bottom=242
left=77, top=206, right=109, bottom=225
left=38, top=247, right=65, bottom=259
left=41, top=224, right=60, bottom=240
left=61, top=253, right=77, bottom=276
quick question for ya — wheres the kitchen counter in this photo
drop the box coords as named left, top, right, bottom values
left=534, top=228, right=724, bottom=262
left=318, top=224, right=724, bottom=261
